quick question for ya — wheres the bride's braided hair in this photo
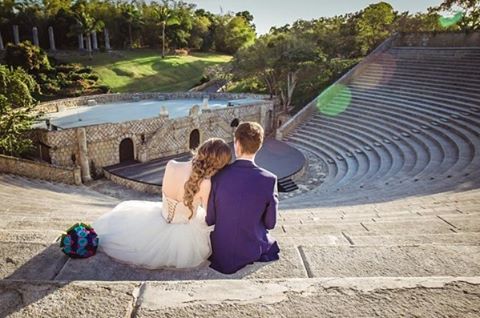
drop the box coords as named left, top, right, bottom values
left=183, top=138, right=232, bottom=217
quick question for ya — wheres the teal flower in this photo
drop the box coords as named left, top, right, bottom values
left=63, top=236, right=72, bottom=246
left=78, top=238, right=88, bottom=247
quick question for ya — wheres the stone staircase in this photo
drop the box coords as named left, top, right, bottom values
left=0, top=173, right=479, bottom=317
left=1, top=46, right=480, bottom=316
left=282, top=46, right=480, bottom=208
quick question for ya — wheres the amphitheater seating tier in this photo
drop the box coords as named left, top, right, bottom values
left=282, top=46, right=480, bottom=208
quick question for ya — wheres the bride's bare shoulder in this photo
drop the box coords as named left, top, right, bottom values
left=167, top=159, right=190, bottom=168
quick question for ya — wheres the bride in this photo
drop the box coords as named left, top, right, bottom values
left=93, top=138, right=232, bottom=269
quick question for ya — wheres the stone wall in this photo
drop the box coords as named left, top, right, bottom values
left=104, top=170, right=162, bottom=194
left=0, top=154, right=82, bottom=185
left=37, top=92, right=270, bottom=114
left=36, top=101, right=274, bottom=177
left=393, top=31, right=480, bottom=48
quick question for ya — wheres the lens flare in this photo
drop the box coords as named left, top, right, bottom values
left=316, top=84, right=352, bottom=116
left=357, top=52, right=397, bottom=90
left=439, top=11, right=464, bottom=28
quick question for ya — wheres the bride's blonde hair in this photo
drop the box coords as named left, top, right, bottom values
left=183, top=138, right=232, bottom=216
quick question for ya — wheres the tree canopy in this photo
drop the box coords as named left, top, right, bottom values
left=0, top=0, right=256, bottom=54
left=230, top=1, right=474, bottom=112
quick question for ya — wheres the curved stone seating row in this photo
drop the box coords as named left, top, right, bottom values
left=282, top=47, right=480, bottom=207
left=1, top=172, right=479, bottom=315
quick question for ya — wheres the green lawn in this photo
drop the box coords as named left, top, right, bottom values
left=60, top=50, right=232, bottom=93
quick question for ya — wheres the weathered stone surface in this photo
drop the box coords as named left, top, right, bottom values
left=55, top=247, right=306, bottom=281
left=0, top=229, right=60, bottom=244
left=135, top=277, right=480, bottom=318
left=349, top=232, right=480, bottom=246
left=440, top=215, right=480, bottom=232
left=279, top=234, right=350, bottom=246
left=361, top=219, right=453, bottom=235
left=0, top=243, right=67, bottom=280
left=1, top=219, right=84, bottom=231
left=301, top=245, right=480, bottom=277
left=279, top=223, right=368, bottom=236
left=0, top=280, right=138, bottom=318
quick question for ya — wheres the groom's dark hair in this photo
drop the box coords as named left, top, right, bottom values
left=234, top=122, right=264, bottom=155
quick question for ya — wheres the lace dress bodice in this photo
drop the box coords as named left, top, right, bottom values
left=162, top=195, right=200, bottom=224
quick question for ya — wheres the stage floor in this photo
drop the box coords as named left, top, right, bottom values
left=104, top=138, right=305, bottom=186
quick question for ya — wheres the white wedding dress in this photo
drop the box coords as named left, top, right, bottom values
left=93, top=195, right=213, bottom=269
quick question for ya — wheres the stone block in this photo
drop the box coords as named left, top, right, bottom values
left=300, top=245, right=480, bottom=277
left=55, top=246, right=306, bottom=281
left=0, top=243, right=67, bottom=280
left=135, top=277, right=480, bottom=318
left=440, top=215, right=480, bottom=232
left=362, top=219, right=453, bottom=235
left=0, top=280, right=138, bottom=318
left=349, top=233, right=480, bottom=246
left=280, top=223, right=368, bottom=236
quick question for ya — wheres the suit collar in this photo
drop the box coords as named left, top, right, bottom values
left=233, top=159, right=256, bottom=168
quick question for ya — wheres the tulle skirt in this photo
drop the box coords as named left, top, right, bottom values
left=92, top=200, right=213, bottom=269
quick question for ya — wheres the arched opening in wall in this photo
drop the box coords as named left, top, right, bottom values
left=189, top=129, right=200, bottom=150
left=119, top=138, right=135, bottom=163
left=230, top=118, right=240, bottom=128
left=39, top=144, right=51, bottom=163
left=267, top=110, right=273, bottom=131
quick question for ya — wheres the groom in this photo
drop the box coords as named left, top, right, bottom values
left=206, top=121, right=280, bottom=274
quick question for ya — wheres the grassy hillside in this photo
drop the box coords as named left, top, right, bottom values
left=60, top=50, right=232, bottom=93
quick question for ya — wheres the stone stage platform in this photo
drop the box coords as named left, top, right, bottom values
left=104, top=138, right=306, bottom=192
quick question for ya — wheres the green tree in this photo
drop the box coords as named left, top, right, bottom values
left=153, top=1, right=180, bottom=58
left=431, top=0, right=480, bottom=31
left=70, top=1, right=105, bottom=55
left=236, top=10, right=255, bottom=30
left=355, top=2, right=396, bottom=54
left=214, top=15, right=255, bottom=54
left=0, top=65, right=37, bottom=157
left=233, top=32, right=318, bottom=111
left=120, top=2, right=143, bottom=49
left=394, top=12, right=442, bottom=33
left=190, top=14, right=211, bottom=50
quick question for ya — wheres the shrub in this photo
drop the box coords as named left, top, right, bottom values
left=77, top=67, right=93, bottom=74
left=86, top=74, right=99, bottom=81
left=4, top=41, right=51, bottom=74
left=0, top=65, right=37, bottom=156
left=96, top=84, right=110, bottom=93
left=56, top=63, right=82, bottom=73
left=68, top=73, right=83, bottom=81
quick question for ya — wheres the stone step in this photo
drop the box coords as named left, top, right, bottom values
left=347, top=232, right=480, bottom=246
left=273, top=218, right=458, bottom=236
left=3, top=239, right=479, bottom=282
left=1, top=277, right=479, bottom=317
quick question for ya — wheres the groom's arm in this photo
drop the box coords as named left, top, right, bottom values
left=263, top=178, right=278, bottom=230
left=206, top=180, right=217, bottom=226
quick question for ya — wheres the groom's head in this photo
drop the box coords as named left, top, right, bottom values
left=234, top=122, right=264, bottom=158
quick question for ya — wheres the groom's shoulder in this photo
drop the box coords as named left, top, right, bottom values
left=255, top=166, right=277, bottom=181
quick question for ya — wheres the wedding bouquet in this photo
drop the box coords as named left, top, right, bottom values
left=59, top=223, right=99, bottom=258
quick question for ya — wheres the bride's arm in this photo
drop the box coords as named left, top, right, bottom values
left=199, top=179, right=211, bottom=210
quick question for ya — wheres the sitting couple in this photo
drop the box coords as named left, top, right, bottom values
left=93, top=122, right=280, bottom=274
